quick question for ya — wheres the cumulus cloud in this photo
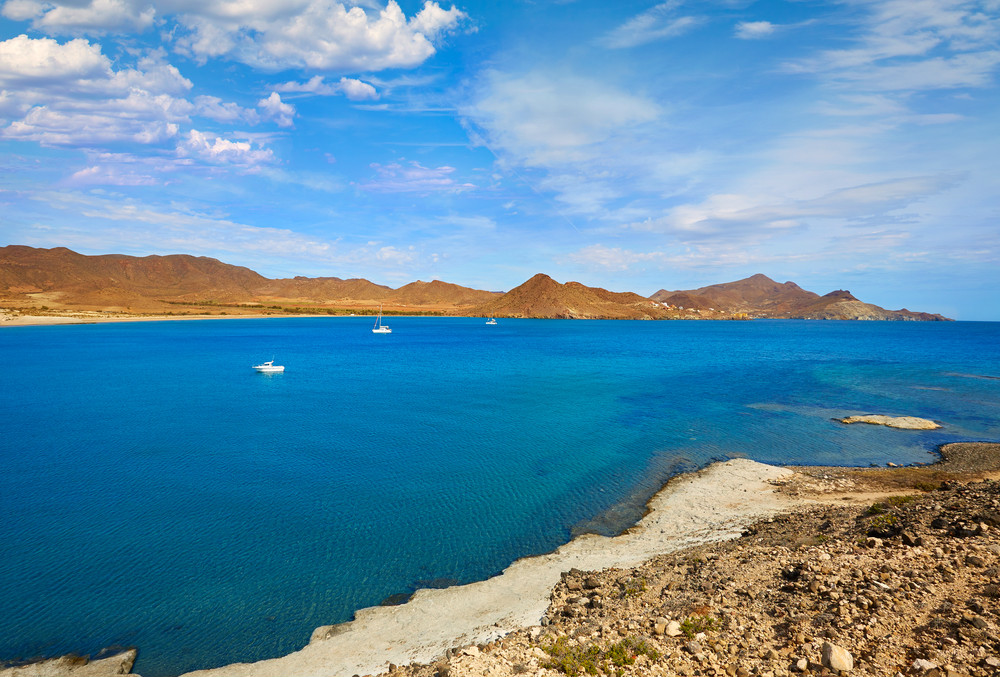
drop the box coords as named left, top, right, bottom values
left=0, top=34, right=276, bottom=166
left=193, top=95, right=260, bottom=124
left=177, top=129, right=275, bottom=167
left=171, top=0, right=466, bottom=71
left=735, top=20, right=776, bottom=39
left=0, top=35, right=196, bottom=145
left=599, top=1, right=700, bottom=49
left=2, top=0, right=156, bottom=34
left=257, top=92, right=295, bottom=127
left=275, top=75, right=378, bottom=101
left=2, top=0, right=465, bottom=71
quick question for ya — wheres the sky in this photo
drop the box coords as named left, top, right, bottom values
left=0, top=0, right=998, bottom=320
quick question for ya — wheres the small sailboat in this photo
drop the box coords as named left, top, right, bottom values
left=486, top=317, right=497, bottom=325
left=372, top=305, right=392, bottom=334
left=252, top=359, right=284, bottom=373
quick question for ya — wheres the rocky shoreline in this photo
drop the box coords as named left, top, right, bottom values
left=3, top=443, right=998, bottom=677
left=394, top=442, right=1000, bottom=677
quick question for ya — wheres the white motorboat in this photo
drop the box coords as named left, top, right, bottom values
left=372, top=305, right=392, bottom=334
left=252, top=360, right=285, bottom=373
left=486, top=317, right=498, bottom=325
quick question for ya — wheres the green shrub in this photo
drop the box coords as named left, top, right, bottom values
left=680, top=614, right=718, bottom=638
left=542, top=636, right=660, bottom=676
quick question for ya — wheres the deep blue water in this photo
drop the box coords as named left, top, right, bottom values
left=1, top=318, right=998, bottom=675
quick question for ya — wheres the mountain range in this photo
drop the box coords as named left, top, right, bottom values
left=0, top=245, right=950, bottom=321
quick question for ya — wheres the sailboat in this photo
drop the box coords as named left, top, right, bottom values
left=372, top=305, right=392, bottom=334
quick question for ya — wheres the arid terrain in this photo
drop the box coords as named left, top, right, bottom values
left=0, top=246, right=950, bottom=322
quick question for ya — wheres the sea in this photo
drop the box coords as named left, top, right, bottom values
left=1, top=318, right=998, bottom=676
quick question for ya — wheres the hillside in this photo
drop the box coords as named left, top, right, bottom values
left=0, top=246, right=950, bottom=321
left=473, top=273, right=665, bottom=320
left=653, top=274, right=951, bottom=321
left=386, top=280, right=498, bottom=308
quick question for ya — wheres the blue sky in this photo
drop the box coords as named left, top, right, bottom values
left=1, top=0, right=998, bottom=319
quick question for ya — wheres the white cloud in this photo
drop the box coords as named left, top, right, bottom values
left=32, top=190, right=341, bottom=264
left=375, top=245, right=416, bottom=265
left=785, top=0, right=1000, bottom=93
left=171, top=0, right=466, bottom=71
left=69, top=164, right=159, bottom=185
left=257, top=91, right=295, bottom=127
left=567, top=244, right=666, bottom=271
left=0, top=34, right=277, bottom=167
left=735, top=20, right=776, bottom=39
left=177, top=129, right=275, bottom=167
left=193, top=95, right=260, bottom=124
left=2, top=0, right=156, bottom=34
left=599, top=1, right=700, bottom=49
left=0, top=35, right=195, bottom=145
left=358, top=160, right=475, bottom=193
left=275, top=75, right=378, bottom=100
left=626, top=176, right=955, bottom=241
left=2, top=0, right=465, bottom=72
left=463, top=70, right=660, bottom=167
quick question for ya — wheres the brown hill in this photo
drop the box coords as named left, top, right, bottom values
left=474, top=273, right=663, bottom=319
left=386, top=280, right=498, bottom=308
left=653, top=274, right=950, bottom=321
left=0, top=245, right=267, bottom=309
left=0, top=247, right=950, bottom=321
left=259, top=276, right=392, bottom=303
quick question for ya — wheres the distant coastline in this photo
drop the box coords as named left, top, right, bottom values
left=0, top=245, right=953, bottom=321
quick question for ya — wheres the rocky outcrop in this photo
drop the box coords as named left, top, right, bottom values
left=840, top=415, right=941, bottom=430
left=0, top=648, right=136, bottom=677
left=393, top=468, right=1000, bottom=677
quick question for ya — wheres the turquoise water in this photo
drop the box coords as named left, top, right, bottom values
left=1, top=318, right=998, bottom=675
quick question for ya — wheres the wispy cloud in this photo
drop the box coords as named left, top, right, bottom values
left=598, top=1, right=701, bottom=49
left=275, top=76, right=379, bottom=101
left=463, top=70, right=660, bottom=167
left=357, top=160, right=475, bottom=193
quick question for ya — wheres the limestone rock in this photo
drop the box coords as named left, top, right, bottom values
left=821, top=642, right=853, bottom=672
left=839, top=414, right=940, bottom=430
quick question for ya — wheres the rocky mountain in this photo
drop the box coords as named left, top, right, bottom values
left=653, top=273, right=951, bottom=321
left=473, top=273, right=664, bottom=320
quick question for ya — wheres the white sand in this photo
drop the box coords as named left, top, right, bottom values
left=179, top=459, right=796, bottom=677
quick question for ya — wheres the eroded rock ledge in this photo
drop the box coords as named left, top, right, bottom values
left=839, top=414, right=941, bottom=430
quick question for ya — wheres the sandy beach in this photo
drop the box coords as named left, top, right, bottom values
left=177, top=459, right=797, bottom=677
left=0, top=312, right=276, bottom=326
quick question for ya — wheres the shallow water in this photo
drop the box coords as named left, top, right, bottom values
left=1, top=318, right=998, bottom=675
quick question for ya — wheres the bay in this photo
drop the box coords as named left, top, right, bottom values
left=1, top=318, right=998, bottom=676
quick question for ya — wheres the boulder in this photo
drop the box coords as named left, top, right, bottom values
left=821, top=641, right=853, bottom=672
